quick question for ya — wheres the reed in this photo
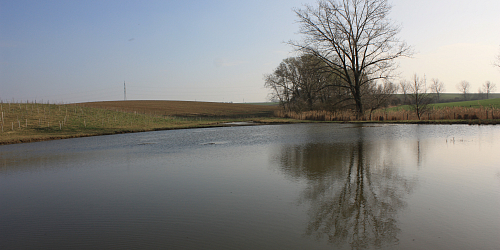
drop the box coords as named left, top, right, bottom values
left=275, top=106, right=500, bottom=122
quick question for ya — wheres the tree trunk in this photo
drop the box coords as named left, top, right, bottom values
left=354, top=85, right=363, bottom=119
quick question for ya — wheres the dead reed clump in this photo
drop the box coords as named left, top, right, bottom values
left=274, top=107, right=500, bottom=122
left=427, top=107, right=497, bottom=120
left=274, top=110, right=359, bottom=121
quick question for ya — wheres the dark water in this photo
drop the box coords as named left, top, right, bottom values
left=1, top=124, right=499, bottom=249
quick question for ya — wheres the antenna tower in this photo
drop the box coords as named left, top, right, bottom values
left=124, top=81, right=127, bottom=100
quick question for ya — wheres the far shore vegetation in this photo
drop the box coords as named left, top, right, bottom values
left=263, top=0, right=500, bottom=124
left=274, top=95, right=500, bottom=122
left=1, top=97, right=500, bottom=145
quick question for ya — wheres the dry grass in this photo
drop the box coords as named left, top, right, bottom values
left=275, top=106, right=500, bottom=123
left=0, top=101, right=280, bottom=145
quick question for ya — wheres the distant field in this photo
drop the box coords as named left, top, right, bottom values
left=439, top=93, right=500, bottom=100
left=394, top=93, right=500, bottom=102
left=432, top=98, right=500, bottom=108
left=79, top=100, right=279, bottom=118
left=245, top=102, right=280, bottom=106
left=390, top=98, right=500, bottom=111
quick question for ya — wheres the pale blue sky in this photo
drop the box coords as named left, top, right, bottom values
left=1, top=0, right=499, bottom=103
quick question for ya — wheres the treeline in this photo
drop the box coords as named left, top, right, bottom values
left=264, top=54, right=398, bottom=118
left=263, top=0, right=411, bottom=118
left=263, top=0, right=498, bottom=121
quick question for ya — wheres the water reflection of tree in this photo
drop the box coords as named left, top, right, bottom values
left=272, top=137, right=415, bottom=249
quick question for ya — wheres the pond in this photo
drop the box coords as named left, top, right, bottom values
left=1, top=124, right=499, bottom=249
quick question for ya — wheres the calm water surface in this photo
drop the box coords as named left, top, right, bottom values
left=1, top=124, right=499, bottom=249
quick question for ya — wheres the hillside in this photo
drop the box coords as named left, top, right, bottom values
left=77, top=100, right=279, bottom=118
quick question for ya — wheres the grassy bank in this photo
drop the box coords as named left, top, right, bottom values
left=0, top=101, right=282, bottom=145
left=3, top=99, right=500, bottom=145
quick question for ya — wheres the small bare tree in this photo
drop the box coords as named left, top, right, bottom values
left=264, top=73, right=293, bottom=111
left=365, top=81, right=398, bottom=120
left=399, top=80, right=410, bottom=104
left=456, top=81, right=470, bottom=100
left=291, top=0, right=412, bottom=117
left=408, top=74, right=431, bottom=120
left=482, top=81, right=497, bottom=99
left=495, top=47, right=500, bottom=68
left=430, top=78, right=445, bottom=102
left=264, top=54, right=337, bottom=111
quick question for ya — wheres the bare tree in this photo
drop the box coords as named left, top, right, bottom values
left=482, top=81, right=497, bottom=99
left=291, top=0, right=412, bottom=117
left=408, top=74, right=431, bottom=120
left=264, top=71, right=293, bottom=111
left=264, top=54, right=337, bottom=111
left=456, top=81, right=470, bottom=100
left=365, top=81, right=398, bottom=120
left=495, top=47, right=500, bottom=68
left=430, top=78, right=445, bottom=102
left=477, top=88, right=485, bottom=100
left=399, top=80, right=410, bottom=104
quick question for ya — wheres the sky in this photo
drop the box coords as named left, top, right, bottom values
left=1, top=0, right=499, bottom=103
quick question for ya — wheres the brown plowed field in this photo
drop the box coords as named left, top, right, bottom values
left=77, top=100, right=279, bottom=118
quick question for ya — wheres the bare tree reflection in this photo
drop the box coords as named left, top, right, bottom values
left=272, top=133, right=415, bottom=249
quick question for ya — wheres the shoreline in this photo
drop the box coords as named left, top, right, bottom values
left=1, top=119, right=498, bottom=146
